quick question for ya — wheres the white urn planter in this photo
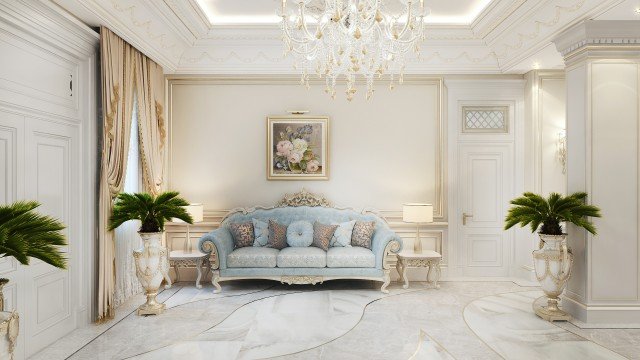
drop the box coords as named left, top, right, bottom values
left=532, top=234, right=573, bottom=321
left=0, top=279, right=18, bottom=360
left=134, top=232, right=172, bottom=315
left=0, top=311, right=18, bottom=359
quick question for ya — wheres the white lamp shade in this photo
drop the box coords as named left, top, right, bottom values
left=402, top=203, right=433, bottom=223
left=173, top=203, right=203, bottom=223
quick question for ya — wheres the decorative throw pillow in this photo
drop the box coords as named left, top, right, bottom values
left=313, top=222, right=338, bottom=251
left=267, top=219, right=288, bottom=250
left=330, top=220, right=356, bottom=247
left=252, top=218, right=269, bottom=247
left=286, top=221, right=314, bottom=247
left=229, top=222, right=254, bottom=249
left=351, top=221, right=376, bottom=248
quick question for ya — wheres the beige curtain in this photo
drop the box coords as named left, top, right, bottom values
left=97, top=27, right=166, bottom=321
left=135, top=54, right=166, bottom=195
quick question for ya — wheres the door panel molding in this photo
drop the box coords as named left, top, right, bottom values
left=458, top=144, right=513, bottom=277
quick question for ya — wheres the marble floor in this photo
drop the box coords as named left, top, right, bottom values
left=33, top=280, right=639, bottom=360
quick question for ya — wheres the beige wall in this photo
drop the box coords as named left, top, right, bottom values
left=167, top=77, right=443, bottom=213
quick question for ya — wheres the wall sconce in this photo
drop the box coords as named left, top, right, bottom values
left=557, top=129, right=567, bottom=174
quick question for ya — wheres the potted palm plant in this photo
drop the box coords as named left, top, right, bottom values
left=504, top=192, right=601, bottom=321
left=0, top=201, right=67, bottom=359
left=108, top=191, right=192, bottom=315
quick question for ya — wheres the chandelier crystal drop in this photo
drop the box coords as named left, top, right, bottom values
left=280, top=0, right=429, bottom=101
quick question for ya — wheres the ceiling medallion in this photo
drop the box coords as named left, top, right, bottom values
left=280, top=0, right=429, bottom=101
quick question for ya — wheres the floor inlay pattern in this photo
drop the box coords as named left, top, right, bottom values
left=409, top=330, right=455, bottom=359
left=32, top=281, right=639, bottom=360
left=135, top=291, right=384, bottom=359
left=463, top=291, right=628, bottom=360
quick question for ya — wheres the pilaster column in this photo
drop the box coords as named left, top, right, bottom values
left=553, top=20, right=640, bottom=324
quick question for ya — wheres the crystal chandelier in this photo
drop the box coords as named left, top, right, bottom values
left=280, top=0, right=429, bottom=100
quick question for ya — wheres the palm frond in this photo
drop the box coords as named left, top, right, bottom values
left=504, top=191, right=601, bottom=235
left=109, top=191, right=193, bottom=233
left=0, top=201, right=67, bottom=269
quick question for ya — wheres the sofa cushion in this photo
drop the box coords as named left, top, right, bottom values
left=286, top=220, right=313, bottom=247
left=277, top=247, right=326, bottom=268
left=330, top=220, right=356, bottom=247
left=267, top=220, right=288, bottom=250
left=227, top=247, right=279, bottom=268
left=229, top=222, right=254, bottom=248
left=252, top=218, right=269, bottom=247
left=351, top=221, right=376, bottom=249
left=312, top=222, right=338, bottom=251
left=326, top=247, right=375, bottom=268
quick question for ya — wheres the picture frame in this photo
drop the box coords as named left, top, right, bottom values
left=267, top=115, right=329, bottom=180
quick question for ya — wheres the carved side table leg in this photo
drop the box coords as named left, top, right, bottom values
left=195, top=258, right=203, bottom=289
left=434, top=260, right=442, bottom=289
left=402, top=259, right=410, bottom=289
left=427, top=260, right=441, bottom=289
left=396, top=260, right=403, bottom=283
left=174, top=263, right=181, bottom=283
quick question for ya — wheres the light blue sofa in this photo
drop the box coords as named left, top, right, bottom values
left=199, top=202, right=402, bottom=293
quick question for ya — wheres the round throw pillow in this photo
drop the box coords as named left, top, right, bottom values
left=286, top=220, right=314, bottom=247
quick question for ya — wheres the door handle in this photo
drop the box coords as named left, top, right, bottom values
left=462, top=213, right=473, bottom=225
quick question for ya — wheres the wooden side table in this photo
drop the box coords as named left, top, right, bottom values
left=169, top=251, right=210, bottom=289
left=396, top=250, right=442, bottom=289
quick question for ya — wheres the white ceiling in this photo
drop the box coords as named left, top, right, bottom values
left=52, top=0, right=636, bottom=74
left=195, top=0, right=494, bottom=25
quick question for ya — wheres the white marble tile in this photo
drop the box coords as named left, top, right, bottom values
left=463, top=291, right=627, bottom=360
left=408, top=329, right=455, bottom=360
left=34, top=281, right=640, bottom=360
left=136, top=290, right=383, bottom=360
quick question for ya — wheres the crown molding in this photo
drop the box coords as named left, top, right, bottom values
left=51, top=0, right=632, bottom=75
left=0, top=0, right=98, bottom=59
left=490, top=0, right=623, bottom=72
left=553, top=20, right=640, bottom=57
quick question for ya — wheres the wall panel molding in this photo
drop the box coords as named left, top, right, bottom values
left=166, top=75, right=447, bottom=219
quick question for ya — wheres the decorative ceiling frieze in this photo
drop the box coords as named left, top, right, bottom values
left=52, top=0, right=625, bottom=74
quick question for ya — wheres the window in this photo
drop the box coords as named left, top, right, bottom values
left=462, top=106, right=509, bottom=133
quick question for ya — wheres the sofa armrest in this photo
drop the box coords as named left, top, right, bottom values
left=371, top=228, right=402, bottom=269
left=198, top=227, right=234, bottom=270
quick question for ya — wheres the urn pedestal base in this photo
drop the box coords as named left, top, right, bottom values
left=533, top=296, right=571, bottom=322
left=136, top=291, right=166, bottom=316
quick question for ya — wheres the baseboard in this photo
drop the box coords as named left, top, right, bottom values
left=563, top=296, right=640, bottom=326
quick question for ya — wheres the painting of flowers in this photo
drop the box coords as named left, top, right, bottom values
left=267, top=116, right=329, bottom=180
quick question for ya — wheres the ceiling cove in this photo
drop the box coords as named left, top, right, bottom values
left=51, top=0, right=625, bottom=74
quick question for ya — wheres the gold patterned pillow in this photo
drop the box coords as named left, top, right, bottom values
left=312, top=222, right=338, bottom=251
left=267, top=220, right=288, bottom=250
left=229, top=222, right=255, bottom=248
left=351, top=221, right=376, bottom=248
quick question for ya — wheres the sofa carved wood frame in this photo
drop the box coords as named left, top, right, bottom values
left=200, top=189, right=402, bottom=293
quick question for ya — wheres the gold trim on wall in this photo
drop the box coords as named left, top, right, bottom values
left=166, top=75, right=446, bottom=220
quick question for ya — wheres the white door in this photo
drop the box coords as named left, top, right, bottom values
left=458, top=144, right=513, bottom=277
left=23, top=117, right=78, bottom=356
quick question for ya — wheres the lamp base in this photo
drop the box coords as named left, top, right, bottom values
left=414, top=224, right=422, bottom=253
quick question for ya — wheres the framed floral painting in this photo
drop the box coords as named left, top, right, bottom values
left=267, top=116, right=329, bottom=180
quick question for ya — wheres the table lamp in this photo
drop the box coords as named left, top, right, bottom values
left=402, top=203, right=433, bottom=253
left=175, top=204, right=203, bottom=252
